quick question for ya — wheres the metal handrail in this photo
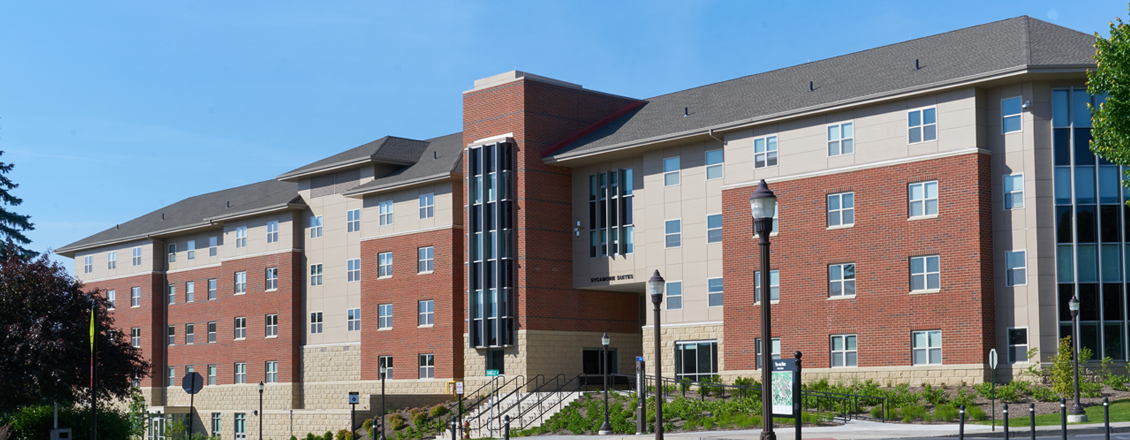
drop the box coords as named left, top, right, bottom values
left=464, top=374, right=526, bottom=430
left=517, top=374, right=590, bottom=430
left=479, top=374, right=545, bottom=431
left=514, top=374, right=566, bottom=430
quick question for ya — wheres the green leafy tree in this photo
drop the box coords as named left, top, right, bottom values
left=1089, top=7, right=1130, bottom=166
left=0, top=244, right=150, bottom=413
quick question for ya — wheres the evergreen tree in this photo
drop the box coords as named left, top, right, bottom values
left=0, top=151, right=35, bottom=257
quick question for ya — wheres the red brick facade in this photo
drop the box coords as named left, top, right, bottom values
left=722, top=153, right=995, bottom=370
left=360, top=228, right=463, bottom=380
left=88, top=273, right=166, bottom=387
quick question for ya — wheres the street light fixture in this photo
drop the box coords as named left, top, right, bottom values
left=599, top=333, right=613, bottom=434
left=380, top=364, right=388, bottom=440
left=258, top=381, right=265, bottom=440
left=647, top=270, right=666, bottom=440
left=1068, top=295, right=1087, bottom=421
left=749, top=179, right=778, bottom=440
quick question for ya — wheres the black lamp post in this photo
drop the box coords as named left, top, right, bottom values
left=1069, top=295, right=1087, bottom=421
left=380, top=364, right=388, bottom=440
left=258, top=381, right=264, bottom=440
left=599, top=333, right=613, bottom=434
left=648, top=270, right=666, bottom=440
left=749, top=179, right=778, bottom=440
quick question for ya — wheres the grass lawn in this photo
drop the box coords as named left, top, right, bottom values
left=973, top=398, right=1130, bottom=426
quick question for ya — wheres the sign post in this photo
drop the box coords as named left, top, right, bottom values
left=348, top=392, right=359, bottom=437
left=181, top=372, right=204, bottom=440
left=454, top=382, right=464, bottom=439
left=989, top=348, right=998, bottom=431
left=635, top=356, right=646, bottom=435
left=486, top=370, right=500, bottom=437
left=770, top=358, right=800, bottom=419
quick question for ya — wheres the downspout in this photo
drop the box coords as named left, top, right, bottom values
left=707, top=128, right=724, bottom=145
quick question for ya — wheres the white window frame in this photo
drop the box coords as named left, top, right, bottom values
left=830, top=334, right=857, bottom=368
left=167, top=325, right=175, bottom=346
left=267, top=221, right=279, bottom=243
left=663, top=156, right=680, bottom=186
left=208, top=365, right=217, bottom=386
left=666, top=281, right=682, bottom=310
left=908, top=180, right=939, bottom=218
left=827, top=122, right=854, bottom=156
left=132, top=247, right=142, bottom=266
left=707, top=277, right=723, bottom=307
left=665, top=219, right=681, bottom=248
left=131, top=287, right=141, bottom=307
left=755, top=337, right=781, bottom=370
left=1008, top=327, right=1029, bottom=364
left=185, top=323, right=195, bottom=345
left=379, top=200, right=394, bottom=225
left=208, top=321, right=216, bottom=343
left=418, top=246, right=434, bottom=273
left=107, top=251, right=116, bottom=270
left=83, top=255, right=92, bottom=273
left=753, top=135, right=778, bottom=168
left=131, top=328, right=141, bottom=347
left=347, top=209, right=360, bottom=233
left=1004, top=173, right=1024, bottom=210
left=908, top=107, right=938, bottom=144
left=418, top=300, right=434, bottom=326
left=829, top=263, right=856, bottom=298
left=167, top=284, right=175, bottom=305
left=209, top=236, right=218, bottom=257
left=909, top=255, right=940, bottom=292
left=378, top=356, right=393, bottom=380
left=235, top=413, right=246, bottom=436
left=754, top=270, right=780, bottom=303
left=310, top=215, right=323, bottom=238
left=309, top=312, right=323, bottom=334
left=347, top=259, right=361, bottom=282
left=419, top=354, right=435, bottom=379
left=1002, top=96, right=1023, bottom=134
left=168, top=244, right=176, bottom=263
left=705, top=149, right=723, bottom=180
left=186, top=240, right=195, bottom=260
left=347, top=308, right=361, bottom=332
left=378, top=252, right=393, bottom=278
left=234, top=317, right=246, bottom=340
left=420, top=193, right=435, bottom=219
left=107, top=290, right=116, bottom=310
left=310, top=264, right=323, bottom=286
left=265, top=361, right=278, bottom=383
left=827, top=192, right=855, bottom=228
left=912, top=330, right=942, bottom=365
left=1006, top=250, right=1027, bottom=287
left=707, top=214, right=722, bottom=243
left=235, top=226, right=247, bottom=248
left=378, top=303, right=393, bottom=329
left=168, top=367, right=175, bottom=385
left=234, top=271, right=247, bottom=294
left=265, top=267, right=278, bottom=290
left=185, top=281, right=194, bottom=303
left=207, top=278, right=217, bottom=300
left=265, top=314, right=278, bottom=338
left=234, top=363, right=246, bottom=384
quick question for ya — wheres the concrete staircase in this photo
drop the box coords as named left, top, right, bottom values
left=437, top=391, right=585, bottom=439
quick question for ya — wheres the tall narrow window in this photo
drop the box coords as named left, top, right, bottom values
left=827, top=192, right=855, bottom=227
left=912, top=330, right=942, bottom=365
left=207, top=278, right=217, bottom=300
left=707, top=278, right=723, bottom=307
left=418, top=300, right=434, bottom=326
left=419, top=354, right=435, bottom=379
left=310, top=264, right=323, bottom=286
left=167, top=325, right=175, bottom=346
left=754, top=270, right=780, bottom=302
left=347, top=259, right=361, bottom=282
left=1002, top=97, right=1023, bottom=133
left=309, top=312, right=323, bottom=334
left=84, top=255, right=92, bottom=273
left=1004, top=174, right=1024, bottom=209
left=1006, top=250, right=1027, bottom=286
left=186, top=240, right=195, bottom=260
left=665, top=220, right=681, bottom=248
left=705, top=149, right=723, bottom=180
left=418, top=247, right=434, bottom=273
left=663, top=157, right=680, bottom=186
left=830, top=334, right=858, bottom=367
left=908, top=107, right=938, bottom=143
left=208, top=321, right=216, bottom=343
left=209, top=236, right=218, bottom=256
left=666, top=281, right=683, bottom=310
left=347, top=308, right=361, bottom=332
left=707, top=214, right=723, bottom=243
left=131, top=328, right=141, bottom=347
left=829, top=263, right=856, bottom=297
left=379, top=201, right=394, bottom=225
left=265, top=314, right=278, bottom=337
left=234, top=317, right=246, bottom=340
left=347, top=210, right=360, bottom=232
left=132, top=247, right=142, bottom=266
left=908, top=181, right=939, bottom=218
left=234, top=363, right=246, bottom=384
left=208, top=366, right=217, bottom=386
left=265, top=361, right=278, bottom=383
left=378, top=252, right=393, bottom=277
left=828, top=122, right=854, bottom=156
left=235, top=227, right=247, bottom=248
left=755, top=338, right=781, bottom=369
left=185, top=281, right=195, bottom=303
left=468, top=142, right=514, bottom=348
left=754, top=135, right=778, bottom=168
left=234, top=271, right=247, bottom=294
left=107, top=290, right=116, bottom=310
left=167, top=284, right=175, bottom=305
left=267, top=221, right=279, bottom=242
left=910, top=255, right=940, bottom=292
left=185, top=323, right=195, bottom=345
left=265, top=267, right=278, bottom=290
left=107, top=251, right=117, bottom=269
left=168, top=244, right=176, bottom=263
left=379, top=356, right=393, bottom=380
left=587, top=169, right=634, bottom=258
left=131, top=287, right=141, bottom=307
left=378, top=304, right=393, bottom=329
left=420, top=193, right=434, bottom=219
left=310, top=216, right=323, bottom=238
left=235, top=413, right=246, bottom=437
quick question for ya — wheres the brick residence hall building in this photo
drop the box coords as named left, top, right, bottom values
left=58, top=16, right=1107, bottom=439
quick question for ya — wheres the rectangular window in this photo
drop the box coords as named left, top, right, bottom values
left=234, top=317, right=246, bottom=340
left=207, top=279, right=217, bottom=300
left=707, top=278, right=723, bottom=307
left=309, top=312, right=323, bottom=334
left=831, top=334, right=858, bottom=367
left=107, top=251, right=116, bottom=269
left=235, top=413, right=246, bottom=437
left=829, top=263, right=856, bottom=297
left=910, top=255, right=940, bottom=292
left=207, top=365, right=217, bottom=386
left=911, top=330, right=942, bottom=365
left=168, top=244, right=176, bottom=263
left=754, top=135, right=779, bottom=168
left=666, top=281, right=683, bottom=310
left=347, top=209, right=360, bottom=232
left=418, top=247, right=434, bottom=273
left=234, top=271, right=246, bottom=294
left=310, top=215, right=323, bottom=238
left=1004, top=174, right=1024, bottom=209
left=827, top=192, right=855, bottom=227
left=378, top=304, right=393, bottom=329
left=83, top=255, right=92, bottom=273
left=131, top=328, right=140, bottom=347
left=185, top=323, right=195, bottom=345
left=235, top=226, right=247, bottom=248
left=755, top=338, right=781, bottom=369
left=208, top=321, right=216, bottom=343
left=665, top=219, right=681, bottom=248
left=378, top=356, right=393, bottom=380
left=131, top=287, right=140, bottom=307
left=209, top=236, right=217, bottom=257
left=1006, top=250, right=1027, bottom=286
left=754, top=270, right=780, bottom=302
left=705, top=149, right=723, bottom=180
left=234, top=363, right=246, bottom=384
left=168, top=367, right=175, bottom=386
left=265, top=314, right=278, bottom=337
left=418, top=354, right=435, bottom=379
left=267, top=221, right=279, bottom=243
left=1003, top=97, right=1023, bottom=133
left=132, top=247, right=142, bottom=266
left=265, top=267, right=278, bottom=290
left=908, top=107, right=938, bottom=143
left=707, top=214, right=722, bottom=243
left=167, top=325, right=175, bottom=346
left=186, top=240, right=195, bottom=260
left=420, top=193, right=434, bottom=219
left=342, top=259, right=359, bottom=282
left=378, top=252, right=393, bottom=278
left=663, top=156, right=680, bottom=186
left=167, top=284, right=175, bottom=305
left=107, top=290, right=116, bottom=310
left=185, top=281, right=194, bottom=303
left=265, top=361, right=278, bottom=383
left=347, top=308, right=361, bottom=332
left=908, top=181, right=939, bottom=218
left=211, top=413, right=221, bottom=435
left=310, top=264, right=323, bottom=286
left=1008, top=328, right=1029, bottom=363
left=379, top=200, right=394, bottom=225
left=828, top=122, right=854, bottom=156
left=418, top=300, right=434, bottom=326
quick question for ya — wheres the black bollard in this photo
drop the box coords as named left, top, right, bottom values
left=503, top=415, right=511, bottom=440
left=1105, top=397, right=1111, bottom=440
left=1003, top=403, right=1009, bottom=440
left=959, top=404, right=965, bottom=440
left=450, top=418, right=457, bottom=440
left=1061, top=398, right=1067, bottom=440
left=1029, top=403, right=1035, bottom=440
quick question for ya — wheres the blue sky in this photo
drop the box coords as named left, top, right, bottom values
left=0, top=1, right=1124, bottom=270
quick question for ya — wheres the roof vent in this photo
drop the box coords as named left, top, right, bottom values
left=684, top=107, right=688, bottom=117
left=434, top=151, right=438, bottom=160
left=161, top=213, right=165, bottom=221
left=115, top=224, right=119, bottom=230
left=915, top=59, right=920, bottom=70
left=226, top=201, right=230, bottom=209
left=809, top=81, right=814, bottom=92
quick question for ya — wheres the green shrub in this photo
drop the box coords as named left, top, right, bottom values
left=869, top=405, right=885, bottom=419
left=409, top=408, right=427, bottom=427
left=952, top=388, right=976, bottom=408
left=934, top=404, right=958, bottom=422
left=336, top=429, right=354, bottom=440
left=7, top=405, right=131, bottom=440
left=922, top=384, right=948, bottom=405
left=967, top=405, right=988, bottom=421
left=1050, top=337, right=1094, bottom=398
left=732, top=377, right=759, bottom=399
left=305, top=433, right=318, bottom=440
left=290, top=436, right=299, bottom=440
left=899, top=405, right=927, bottom=422
left=324, top=430, right=334, bottom=440
left=388, top=414, right=406, bottom=431
left=429, top=405, right=448, bottom=418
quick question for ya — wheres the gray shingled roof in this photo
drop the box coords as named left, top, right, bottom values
left=57, top=180, right=301, bottom=256
left=277, top=136, right=431, bottom=180
left=547, top=16, right=1097, bottom=160
left=343, top=132, right=464, bottom=196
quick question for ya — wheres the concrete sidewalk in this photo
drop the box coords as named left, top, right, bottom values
left=525, top=418, right=1130, bottom=440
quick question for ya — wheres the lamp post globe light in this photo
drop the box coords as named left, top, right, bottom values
left=258, top=381, right=265, bottom=440
left=749, top=179, right=778, bottom=440
left=1069, top=295, right=1087, bottom=421
left=599, top=333, right=613, bottom=434
left=647, top=270, right=665, bottom=440
left=380, top=364, right=388, bottom=440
